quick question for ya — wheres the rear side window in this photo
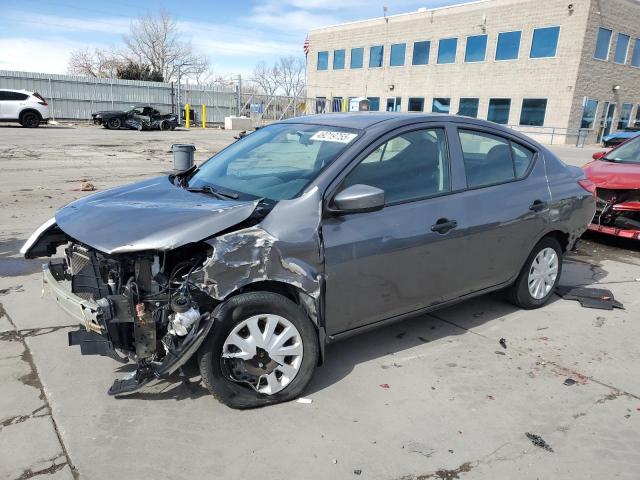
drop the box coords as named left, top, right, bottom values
left=0, top=91, right=28, bottom=101
left=458, top=129, right=534, bottom=188
left=342, top=128, right=450, bottom=204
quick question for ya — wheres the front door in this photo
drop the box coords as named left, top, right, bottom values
left=322, top=126, right=468, bottom=335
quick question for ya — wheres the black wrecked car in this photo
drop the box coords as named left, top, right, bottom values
left=92, top=105, right=178, bottom=131
left=21, top=113, right=594, bottom=408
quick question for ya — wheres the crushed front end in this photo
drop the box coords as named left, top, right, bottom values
left=588, top=188, right=640, bottom=240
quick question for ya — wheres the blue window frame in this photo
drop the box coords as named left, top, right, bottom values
left=488, top=98, right=511, bottom=124
left=412, top=41, right=430, bottom=65
left=437, top=38, right=457, bottom=64
left=614, top=33, right=630, bottom=64
left=465, top=34, right=487, bottom=62
left=390, top=43, right=406, bottom=66
left=632, top=39, right=640, bottom=67
left=580, top=99, right=599, bottom=129
left=495, top=31, right=521, bottom=60
left=350, top=47, right=364, bottom=68
left=519, top=99, right=547, bottom=126
left=458, top=98, right=479, bottom=117
left=317, top=51, right=328, bottom=70
left=369, top=45, right=384, bottom=67
left=333, top=49, right=345, bottom=69
left=367, top=97, right=380, bottom=111
left=530, top=26, right=560, bottom=58
left=594, top=27, right=612, bottom=60
left=432, top=98, right=450, bottom=113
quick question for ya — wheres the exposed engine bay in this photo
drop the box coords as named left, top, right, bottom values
left=591, top=188, right=640, bottom=239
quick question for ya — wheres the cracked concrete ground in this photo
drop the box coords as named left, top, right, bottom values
left=1, top=123, right=640, bottom=479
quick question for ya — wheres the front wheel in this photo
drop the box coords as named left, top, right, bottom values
left=107, top=117, right=122, bottom=129
left=507, top=237, right=563, bottom=309
left=198, top=292, right=319, bottom=409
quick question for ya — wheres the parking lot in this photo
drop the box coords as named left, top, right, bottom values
left=1, top=123, right=640, bottom=480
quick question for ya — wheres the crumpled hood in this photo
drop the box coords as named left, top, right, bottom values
left=92, top=111, right=125, bottom=117
left=55, top=177, right=259, bottom=254
left=583, top=160, right=640, bottom=190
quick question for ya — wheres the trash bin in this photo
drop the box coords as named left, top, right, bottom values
left=171, top=144, right=196, bottom=171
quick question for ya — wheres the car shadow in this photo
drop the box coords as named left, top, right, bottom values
left=0, top=124, right=76, bottom=129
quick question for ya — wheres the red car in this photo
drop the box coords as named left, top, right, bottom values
left=582, top=135, right=640, bottom=240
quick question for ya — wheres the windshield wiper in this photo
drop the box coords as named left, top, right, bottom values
left=187, top=184, right=239, bottom=200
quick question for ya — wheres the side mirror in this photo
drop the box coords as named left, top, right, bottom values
left=592, top=151, right=606, bottom=160
left=332, top=184, right=385, bottom=214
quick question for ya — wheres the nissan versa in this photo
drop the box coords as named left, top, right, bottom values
left=22, top=113, right=595, bottom=408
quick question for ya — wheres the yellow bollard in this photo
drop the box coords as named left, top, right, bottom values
left=202, top=104, right=206, bottom=129
left=185, top=103, right=190, bottom=129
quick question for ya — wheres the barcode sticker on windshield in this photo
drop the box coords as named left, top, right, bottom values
left=310, top=131, right=358, bottom=143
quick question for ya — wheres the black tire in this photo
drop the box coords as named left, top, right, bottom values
left=20, top=111, right=40, bottom=128
left=198, top=292, right=319, bottom=409
left=160, top=120, right=170, bottom=130
left=506, top=237, right=563, bottom=309
left=107, top=117, right=122, bottom=129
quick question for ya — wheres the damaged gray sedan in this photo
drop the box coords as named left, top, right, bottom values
left=22, top=113, right=595, bottom=408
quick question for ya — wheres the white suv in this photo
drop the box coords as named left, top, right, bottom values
left=0, top=89, right=50, bottom=127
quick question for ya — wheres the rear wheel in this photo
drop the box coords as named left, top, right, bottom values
left=107, top=117, right=122, bottom=129
left=507, top=237, right=562, bottom=309
left=198, top=292, right=319, bottom=409
left=20, top=111, right=40, bottom=128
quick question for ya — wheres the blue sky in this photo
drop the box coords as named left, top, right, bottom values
left=0, top=0, right=469, bottom=80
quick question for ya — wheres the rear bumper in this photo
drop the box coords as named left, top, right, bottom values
left=587, top=223, right=640, bottom=240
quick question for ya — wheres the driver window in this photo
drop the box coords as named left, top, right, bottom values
left=342, top=128, right=450, bottom=204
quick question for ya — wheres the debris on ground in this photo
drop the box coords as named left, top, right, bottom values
left=499, top=338, right=507, bottom=349
left=594, top=316, right=606, bottom=328
left=487, top=395, right=495, bottom=400
left=353, top=469, right=362, bottom=475
left=495, top=350, right=506, bottom=356
left=80, top=182, right=95, bottom=191
left=379, top=383, right=390, bottom=389
left=403, top=441, right=435, bottom=458
left=296, top=397, right=313, bottom=404
left=564, top=378, right=577, bottom=386
left=555, top=286, right=624, bottom=310
left=332, top=459, right=338, bottom=464
left=525, top=432, right=554, bottom=452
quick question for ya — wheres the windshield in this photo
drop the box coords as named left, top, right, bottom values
left=187, top=123, right=360, bottom=200
left=604, top=136, right=640, bottom=164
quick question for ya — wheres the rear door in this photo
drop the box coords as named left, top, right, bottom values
left=451, top=124, right=550, bottom=292
left=322, top=124, right=470, bottom=335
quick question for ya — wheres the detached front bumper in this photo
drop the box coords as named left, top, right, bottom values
left=587, top=223, right=640, bottom=240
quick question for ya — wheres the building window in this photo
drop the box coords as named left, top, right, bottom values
left=594, top=27, right=612, bottom=60
left=495, top=31, right=521, bottom=61
left=458, top=98, right=479, bottom=117
left=367, top=97, right=380, bottom=111
left=580, top=99, right=599, bottom=129
left=315, top=97, right=327, bottom=114
left=369, top=45, right=384, bottom=68
left=530, top=26, right=560, bottom=58
left=317, top=51, right=328, bottom=70
left=412, top=41, right=430, bottom=65
left=488, top=98, right=511, bottom=124
left=614, top=33, right=630, bottom=64
left=465, top=34, right=487, bottom=62
left=632, top=39, right=640, bottom=67
left=432, top=98, right=450, bottom=113
left=350, top=47, right=364, bottom=68
left=408, top=98, right=424, bottom=112
left=618, top=103, right=633, bottom=129
left=634, top=105, right=640, bottom=127
left=333, top=49, right=345, bottom=69
left=520, top=99, right=547, bottom=126
left=332, top=97, right=344, bottom=112
left=437, top=38, right=457, bottom=64
left=390, top=43, right=406, bottom=66
left=386, top=97, right=401, bottom=111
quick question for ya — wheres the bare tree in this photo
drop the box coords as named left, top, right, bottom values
left=67, top=48, right=123, bottom=78
left=251, top=61, right=281, bottom=96
left=277, top=56, right=306, bottom=97
left=123, top=10, right=208, bottom=82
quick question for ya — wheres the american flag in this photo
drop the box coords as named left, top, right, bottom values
left=303, top=37, right=310, bottom=57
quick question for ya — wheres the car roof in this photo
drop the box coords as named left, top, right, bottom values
left=0, top=89, right=32, bottom=94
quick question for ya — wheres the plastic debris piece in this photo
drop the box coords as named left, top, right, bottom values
left=499, top=338, right=507, bottom=349
left=296, top=397, right=313, bottom=404
left=487, top=395, right=495, bottom=400
left=354, top=470, right=362, bottom=475
left=379, top=383, right=390, bottom=389
left=564, top=378, right=577, bottom=386
left=332, top=459, right=338, bottom=464
left=555, top=286, right=624, bottom=310
left=495, top=351, right=506, bottom=356
left=525, top=432, right=554, bottom=452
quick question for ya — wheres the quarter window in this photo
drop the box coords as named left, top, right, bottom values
left=458, top=98, right=479, bottom=118
left=317, top=51, right=329, bottom=70
left=614, top=33, right=630, bottom=64
left=0, top=91, right=28, bottom=101
left=465, top=34, right=487, bottom=62
left=412, top=41, right=430, bottom=65
left=580, top=99, right=599, bottom=129
left=495, top=31, right=521, bottom=60
left=594, top=27, right=612, bottom=60
left=390, top=43, right=406, bottom=66
left=632, top=39, right=640, bottom=67
left=437, top=38, right=457, bottom=64
left=520, top=99, right=547, bottom=126
left=369, top=45, right=384, bottom=67
left=342, top=128, right=450, bottom=203
left=432, top=98, right=450, bottom=113
left=350, top=48, right=364, bottom=68
left=530, top=26, right=560, bottom=58
left=488, top=98, right=511, bottom=124
left=408, top=98, right=424, bottom=112
left=333, top=49, right=345, bottom=69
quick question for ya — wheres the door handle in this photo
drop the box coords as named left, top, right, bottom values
left=431, top=218, right=458, bottom=234
left=529, top=200, right=547, bottom=212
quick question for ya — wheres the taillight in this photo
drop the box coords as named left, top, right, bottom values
left=33, top=92, right=48, bottom=106
left=578, top=178, right=596, bottom=197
